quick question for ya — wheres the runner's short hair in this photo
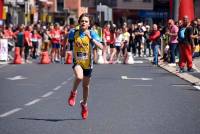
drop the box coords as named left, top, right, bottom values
left=78, top=13, right=90, bottom=24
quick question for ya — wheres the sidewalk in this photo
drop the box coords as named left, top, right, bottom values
left=158, top=57, right=200, bottom=86
left=193, top=57, right=200, bottom=73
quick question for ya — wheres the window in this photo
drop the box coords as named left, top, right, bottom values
left=57, top=0, right=64, bottom=11
left=95, top=0, right=117, bottom=7
left=143, top=0, right=151, bottom=2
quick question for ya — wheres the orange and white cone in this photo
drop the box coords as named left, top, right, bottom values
left=13, top=47, right=22, bottom=64
left=65, top=51, right=72, bottom=64
left=40, top=51, right=50, bottom=64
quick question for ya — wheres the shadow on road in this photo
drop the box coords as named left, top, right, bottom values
left=18, top=117, right=82, bottom=122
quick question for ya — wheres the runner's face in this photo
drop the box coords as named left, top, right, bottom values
left=80, top=17, right=90, bottom=30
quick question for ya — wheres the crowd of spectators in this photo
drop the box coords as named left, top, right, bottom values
left=0, top=16, right=199, bottom=72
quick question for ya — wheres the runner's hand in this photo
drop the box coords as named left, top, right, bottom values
left=84, top=30, right=92, bottom=39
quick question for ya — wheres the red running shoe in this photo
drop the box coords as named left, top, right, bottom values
left=80, top=101, right=88, bottom=120
left=68, top=90, right=77, bottom=106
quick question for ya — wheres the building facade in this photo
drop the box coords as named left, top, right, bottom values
left=82, top=0, right=164, bottom=25
left=1, top=0, right=199, bottom=26
left=194, top=0, right=200, bottom=18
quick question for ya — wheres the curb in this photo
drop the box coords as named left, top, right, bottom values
left=158, top=61, right=200, bottom=86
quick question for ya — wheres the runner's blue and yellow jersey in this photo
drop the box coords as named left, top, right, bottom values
left=69, top=29, right=101, bottom=69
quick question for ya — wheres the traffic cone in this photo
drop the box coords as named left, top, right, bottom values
left=40, top=51, right=50, bottom=64
left=65, top=51, right=72, bottom=64
left=13, top=47, right=22, bottom=64
left=97, top=49, right=104, bottom=64
left=125, top=52, right=134, bottom=64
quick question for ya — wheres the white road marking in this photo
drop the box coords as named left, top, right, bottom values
left=121, top=76, right=153, bottom=80
left=134, top=61, right=143, bottom=63
left=0, top=81, right=69, bottom=118
left=0, top=108, right=22, bottom=118
left=172, top=85, right=190, bottom=87
left=61, top=81, right=67, bottom=85
left=67, top=76, right=73, bottom=81
left=53, top=86, right=62, bottom=91
left=7, top=75, right=27, bottom=80
left=134, top=85, right=152, bottom=87
left=194, top=86, right=200, bottom=90
left=24, top=99, right=41, bottom=106
left=41, top=91, right=54, bottom=98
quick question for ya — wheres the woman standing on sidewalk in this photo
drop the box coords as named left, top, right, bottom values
left=67, top=13, right=104, bottom=119
left=102, top=23, right=111, bottom=64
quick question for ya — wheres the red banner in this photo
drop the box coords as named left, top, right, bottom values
left=179, top=0, right=194, bottom=21
left=0, top=0, right=3, bottom=19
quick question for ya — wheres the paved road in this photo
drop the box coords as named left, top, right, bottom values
left=1, top=59, right=200, bottom=134
left=191, top=57, right=200, bottom=79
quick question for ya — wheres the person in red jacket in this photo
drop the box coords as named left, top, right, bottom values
left=49, top=23, right=61, bottom=63
left=179, top=16, right=194, bottom=72
left=149, top=24, right=161, bottom=65
left=24, top=25, right=33, bottom=63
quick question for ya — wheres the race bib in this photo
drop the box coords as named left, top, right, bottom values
left=31, top=38, right=38, bottom=42
left=76, top=52, right=88, bottom=60
left=55, top=34, right=60, bottom=38
left=106, top=36, right=110, bottom=41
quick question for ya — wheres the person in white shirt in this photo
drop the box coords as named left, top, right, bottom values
left=110, top=28, right=123, bottom=63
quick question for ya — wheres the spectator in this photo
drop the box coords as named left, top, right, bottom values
left=144, top=25, right=151, bottom=57
left=179, top=16, right=194, bottom=72
left=49, top=23, right=61, bottom=63
left=149, top=24, right=161, bottom=65
left=114, top=28, right=123, bottom=63
left=24, top=25, right=33, bottom=63
left=109, top=25, right=117, bottom=64
left=102, top=23, right=111, bottom=64
left=16, top=26, right=24, bottom=59
left=134, top=23, right=144, bottom=57
left=31, top=29, right=41, bottom=59
left=191, top=19, right=199, bottom=58
left=198, top=18, right=200, bottom=52
left=128, top=24, right=136, bottom=56
left=121, top=26, right=130, bottom=59
left=167, top=19, right=179, bottom=66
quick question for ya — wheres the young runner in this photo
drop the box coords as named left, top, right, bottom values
left=67, top=13, right=104, bottom=119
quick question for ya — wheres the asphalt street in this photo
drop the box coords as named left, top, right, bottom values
left=1, top=59, right=200, bottom=134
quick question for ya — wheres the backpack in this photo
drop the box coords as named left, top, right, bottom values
left=178, top=27, right=186, bottom=41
